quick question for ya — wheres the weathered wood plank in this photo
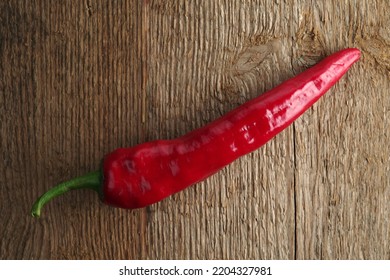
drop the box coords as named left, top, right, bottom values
left=293, top=0, right=390, bottom=259
left=0, top=0, right=388, bottom=260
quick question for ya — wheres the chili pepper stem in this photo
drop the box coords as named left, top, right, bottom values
left=31, top=171, right=102, bottom=218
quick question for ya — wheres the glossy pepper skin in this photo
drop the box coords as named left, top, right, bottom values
left=31, top=48, right=361, bottom=217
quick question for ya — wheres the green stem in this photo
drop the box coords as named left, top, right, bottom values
left=31, top=171, right=102, bottom=218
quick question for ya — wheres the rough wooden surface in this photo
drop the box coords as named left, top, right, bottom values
left=1, top=0, right=389, bottom=260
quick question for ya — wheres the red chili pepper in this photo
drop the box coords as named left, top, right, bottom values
left=31, top=48, right=360, bottom=217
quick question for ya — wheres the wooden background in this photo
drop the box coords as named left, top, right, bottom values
left=1, top=0, right=389, bottom=260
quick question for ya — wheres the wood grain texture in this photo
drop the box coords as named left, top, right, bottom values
left=0, top=0, right=388, bottom=260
